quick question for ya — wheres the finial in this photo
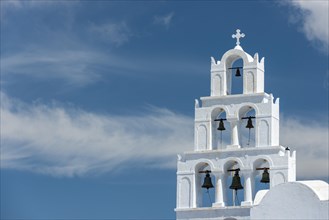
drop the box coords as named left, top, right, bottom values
left=232, top=29, right=245, bottom=46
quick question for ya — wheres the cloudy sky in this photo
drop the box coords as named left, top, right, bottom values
left=1, top=0, right=328, bottom=219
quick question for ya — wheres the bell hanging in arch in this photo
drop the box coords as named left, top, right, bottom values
left=246, top=117, right=254, bottom=129
left=235, top=68, right=241, bottom=77
left=202, top=173, right=214, bottom=190
left=260, top=168, right=270, bottom=183
left=217, top=119, right=226, bottom=131
left=229, top=170, right=243, bottom=190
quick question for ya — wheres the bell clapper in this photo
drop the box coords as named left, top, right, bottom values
left=206, top=189, right=212, bottom=204
left=233, top=189, right=240, bottom=206
left=247, top=128, right=250, bottom=145
left=220, top=130, right=223, bottom=147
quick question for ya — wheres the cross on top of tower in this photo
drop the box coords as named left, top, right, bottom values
left=232, top=29, right=245, bottom=46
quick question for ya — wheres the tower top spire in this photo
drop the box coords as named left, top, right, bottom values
left=232, top=29, right=245, bottom=47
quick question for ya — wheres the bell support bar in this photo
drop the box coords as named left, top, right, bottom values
left=229, top=67, right=242, bottom=77
left=199, top=170, right=211, bottom=174
left=241, top=116, right=256, bottom=120
left=256, top=167, right=270, bottom=170
left=228, top=67, right=243, bottom=70
left=227, top=168, right=240, bottom=172
left=214, top=118, right=227, bottom=121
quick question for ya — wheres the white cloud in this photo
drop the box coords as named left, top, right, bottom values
left=285, top=0, right=329, bottom=51
left=89, top=21, right=132, bottom=46
left=1, top=94, right=328, bottom=179
left=280, top=116, right=328, bottom=180
left=153, top=12, right=174, bottom=29
left=0, top=93, right=193, bottom=177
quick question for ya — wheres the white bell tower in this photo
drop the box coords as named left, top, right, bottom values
left=175, top=29, right=296, bottom=220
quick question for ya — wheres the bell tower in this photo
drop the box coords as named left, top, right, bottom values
left=175, top=29, right=296, bottom=220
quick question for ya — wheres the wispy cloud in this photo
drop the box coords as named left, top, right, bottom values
left=284, top=0, right=329, bottom=52
left=0, top=93, right=193, bottom=177
left=324, top=70, right=329, bottom=90
left=153, top=12, right=174, bottom=29
left=89, top=21, right=132, bottom=46
left=1, top=94, right=328, bottom=179
left=0, top=0, right=77, bottom=22
left=1, top=46, right=206, bottom=87
left=1, top=49, right=102, bottom=86
left=1, top=0, right=23, bottom=8
left=0, top=48, right=138, bottom=86
left=1, top=0, right=75, bottom=8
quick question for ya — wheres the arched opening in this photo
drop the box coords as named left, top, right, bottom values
left=213, top=109, right=231, bottom=150
left=239, top=106, right=256, bottom=148
left=224, top=160, right=244, bottom=206
left=253, top=159, right=270, bottom=200
left=228, top=58, right=243, bottom=95
left=195, top=163, right=216, bottom=208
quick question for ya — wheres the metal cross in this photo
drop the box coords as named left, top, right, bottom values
left=232, top=29, right=245, bottom=46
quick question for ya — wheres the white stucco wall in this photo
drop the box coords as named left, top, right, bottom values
left=251, top=181, right=329, bottom=220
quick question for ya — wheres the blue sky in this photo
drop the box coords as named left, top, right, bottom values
left=1, top=0, right=328, bottom=219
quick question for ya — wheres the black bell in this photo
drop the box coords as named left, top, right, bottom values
left=229, top=170, right=243, bottom=190
left=235, top=68, right=241, bottom=77
left=202, top=173, right=214, bottom=190
left=260, top=168, right=270, bottom=183
left=246, top=117, right=254, bottom=129
left=217, top=119, right=226, bottom=131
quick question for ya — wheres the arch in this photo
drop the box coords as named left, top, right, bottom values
left=222, top=157, right=245, bottom=172
left=194, top=161, right=216, bottom=208
left=245, top=71, right=255, bottom=94
left=237, top=104, right=259, bottom=118
left=179, top=177, right=192, bottom=208
left=197, top=125, right=207, bottom=150
left=252, top=158, right=271, bottom=199
left=220, top=49, right=253, bottom=68
left=251, top=156, right=274, bottom=169
left=238, top=105, right=257, bottom=148
left=220, top=49, right=253, bottom=96
left=222, top=158, right=245, bottom=206
left=229, top=58, right=244, bottom=95
left=211, top=107, right=231, bottom=149
left=194, top=160, right=216, bottom=172
left=258, top=120, right=269, bottom=147
left=211, top=106, right=230, bottom=119
left=214, top=49, right=254, bottom=96
left=213, top=74, right=222, bottom=96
